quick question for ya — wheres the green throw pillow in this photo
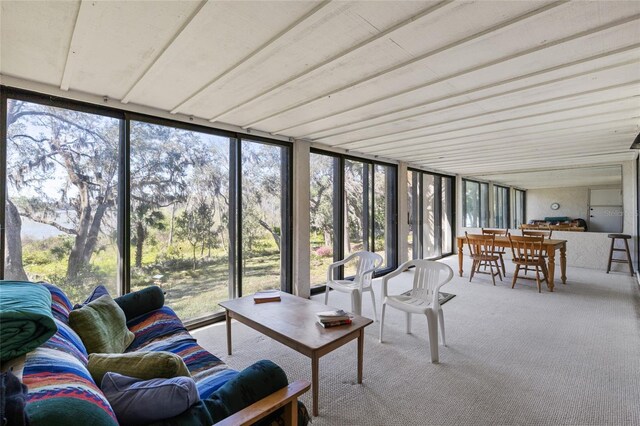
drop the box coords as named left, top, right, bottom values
left=69, top=294, right=135, bottom=354
left=88, top=351, right=191, bottom=385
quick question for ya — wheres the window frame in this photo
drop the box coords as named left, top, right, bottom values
left=513, top=188, right=526, bottom=229
left=0, top=86, right=293, bottom=328
left=407, top=168, right=457, bottom=261
left=462, top=178, right=489, bottom=228
left=493, top=184, right=511, bottom=229
left=309, top=148, right=398, bottom=294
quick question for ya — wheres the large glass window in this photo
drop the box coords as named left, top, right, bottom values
left=2, top=90, right=292, bottom=327
left=441, top=176, right=454, bottom=254
left=463, top=179, right=489, bottom=227
left=513, top=189, right=526, bottom=228
left=309, top=153, right=339, bottom=286
left=422, top=174, right=438, bottom=258
left=309, top=150, right=397, bottom=286
left=407, top=171, right=417, bottom=260
left=493, top=185, right=510, bottom=229
left=4, top=98, right=120, bottom=301
left=129, top=120, right=230, bottom=321
left=241, top=140, right=290, bottom=296
left=374, top=164, right=395, bottom=269
left=408, top=169, right=455, bottom=260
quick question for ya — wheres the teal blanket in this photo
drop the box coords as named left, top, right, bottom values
left=0, top=281, right=57, bottom=362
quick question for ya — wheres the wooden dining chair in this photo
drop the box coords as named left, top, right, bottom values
left=465, top=232, right=502, bottom=285
left=508, top=235, right=548, bottom=293
left=481, top=228, right=507, bottom=276
left=521, top=229, right=553, bottom=239
left=521, top=230, right=552, bottom=275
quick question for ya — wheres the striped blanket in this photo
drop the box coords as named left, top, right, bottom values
left=22, top=284, right=118, bottom=426
left=126, top=306, right=239, bottom=399
left=21, top=284, right=239, bottom=425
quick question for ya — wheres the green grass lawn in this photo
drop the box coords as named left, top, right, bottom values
left=20, top=233, right=387, bottom=322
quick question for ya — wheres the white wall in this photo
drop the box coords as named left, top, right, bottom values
left=526, top=187, right=591, bottom=222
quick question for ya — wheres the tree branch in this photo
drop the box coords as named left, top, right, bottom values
left=20, top=211, right=77, bottom=235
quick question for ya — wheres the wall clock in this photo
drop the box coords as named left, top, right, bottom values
left=550, top=202, right=560, bottom=210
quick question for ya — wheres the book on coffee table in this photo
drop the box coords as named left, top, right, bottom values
left=318, top=318, right=353, bottom=328
left=253, top=289, right=281, bottom=304
left=316, top=309, right=353, bottom=327
left=316, top=309, right=350, bottom=320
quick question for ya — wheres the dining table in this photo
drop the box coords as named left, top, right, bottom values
left=456, top=235, right=567, bottom=291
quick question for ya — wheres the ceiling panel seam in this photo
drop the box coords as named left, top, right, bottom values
left=205, top=0, right=455, bottom=122
left=369, top=116, right=640, bottom=156
left=271, top=13, right=640, bottom=137
left=170, top=0, right=333, bottom=114
left=326, top=79, right=640, bottom=146
left=404, top=134, right=636, bottom=162
left=120, top=0, right=208, bottom=104
left=60, top=0, right=88, bottom=91
left=238, top=1, right=571, bottom=129
left=298, top=49, right=640, bottom=139
left=355, top=105, right=640, bottom=153
left=340, top=94, right=640, bottom=150
left=385, top=119, right=636, bottom=160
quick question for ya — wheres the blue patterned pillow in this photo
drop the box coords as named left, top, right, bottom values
left=74, top=285, right=111, bottom=310
left=101, top=372, right=200, bottom=425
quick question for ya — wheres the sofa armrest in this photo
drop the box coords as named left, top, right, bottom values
left=114, top=285, right=165, bottom=322
left=213, top=380, right=310, bottom=426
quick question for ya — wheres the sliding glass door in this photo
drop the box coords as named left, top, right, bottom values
left=513, top=189, right=526, bottom=228
left=408, top=169, right=455, bottom=260
left=463, top=179, right=489, bottom=227
left=493, top=185, right=510, bottom=229
left=309, top=150, right=397, bottom=287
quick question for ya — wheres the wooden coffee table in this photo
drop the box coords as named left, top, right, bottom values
left=219, top=292, right=373, bottom=416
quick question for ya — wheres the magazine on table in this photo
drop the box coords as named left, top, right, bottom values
left=253, top=289, right=281, bottom=303
left=316, top=309, right=353, bottom=327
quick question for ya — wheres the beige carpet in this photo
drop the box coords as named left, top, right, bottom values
left=193, top=256, right=640, bottom=425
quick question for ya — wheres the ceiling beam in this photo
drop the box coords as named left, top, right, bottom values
left=400, top=130, right=638, bottom=162
left=279, top=44, right=640, bottom=137
left=325, top=80, right=640, bottom=147
left=121, top=0, right=208, bottom=104
left=433, top=152, right=636, bottom=174
left=244, top=8, right=640, bottom=130
left=240, top=1, right=568, bottom=128
left=341, top=96, right=639, bottom=151
left=470, top=164, right=622, bottom=179
left=60, top=0, right=90, bottom=91
left=205, top=0, right=455, bottom=122
left=403, top=134, right=635, bottom=165
left=304, top=56, right=640, bottom=140
left=383, top=118, right=639, bottom=158
left=171, top=0, right=333, bottom=115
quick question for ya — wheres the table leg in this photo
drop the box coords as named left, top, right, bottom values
left=225, top=310, right=232, bottom=355
left=311, top=353, right=319, bottom=417
left=547, top=250, right=556, bottom=292
left=458, top=244, right=464, bottom=277
left=560, top=243, right=567, bottom=284
left=357, top=329, right=364, bottom=384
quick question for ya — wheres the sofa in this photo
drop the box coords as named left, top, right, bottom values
left=8, top=282, right=308, bottom=425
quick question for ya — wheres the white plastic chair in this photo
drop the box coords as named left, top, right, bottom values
left=325, top=251, right=383, bottom=319
left=379, top=259, right=454, bottom=363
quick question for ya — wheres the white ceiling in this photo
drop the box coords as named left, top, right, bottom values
left=469, top=165, right=622, bottom=190
left=1, top=0, right=639, bottom=185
